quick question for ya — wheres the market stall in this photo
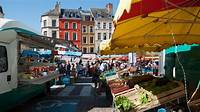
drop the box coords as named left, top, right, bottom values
left=99, top=0, right=200, bottom=111
left=109, top=75, right=184, bottom=111
left=0, top=18, right=62, bottom=111
left=16, top=32, right=61, bottom=85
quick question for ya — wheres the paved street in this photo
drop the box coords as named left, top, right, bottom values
left=9, top=77, right=113, bottom=112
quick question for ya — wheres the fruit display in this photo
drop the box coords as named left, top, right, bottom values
left=19, top=62, right=56, bottom=80
left=111, top=86, right=129, bottom=94
left=108, top=79, right=129, bottom=94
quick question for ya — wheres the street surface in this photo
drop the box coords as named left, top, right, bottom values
left=10, top=77, right=113, bottom=112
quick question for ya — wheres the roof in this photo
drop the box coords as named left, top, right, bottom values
left=0, top=18, right=40, bottom=35
left=90, top=8, right=112, bottom=19
left=42, top=9, right=60, bottom=16
left=80, top=10, right=91, bottom=16
left=60, top=9, right=81, bottom=19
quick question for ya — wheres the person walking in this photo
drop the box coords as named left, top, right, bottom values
left=86, top=61, right=90, bottom=77
left=91, top=63, right=100, bottom=88
left=66, top=61, right=71, bottom=77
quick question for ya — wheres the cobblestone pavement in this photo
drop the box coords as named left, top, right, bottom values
left=9, top=77, right=113, bottom=112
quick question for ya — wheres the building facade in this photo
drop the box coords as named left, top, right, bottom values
left=0, top=6, right=4, bottom=18
left=80, top=10, right=95, bottom=53
left=41, top=2, right=60, bottom=38
left=59, top=9, right=82, bottom=49
left=90, top=3, right=114, bottom=53
left=41, top=3, right=113, bottom=53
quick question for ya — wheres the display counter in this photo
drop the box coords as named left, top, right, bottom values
left=19, top=72, right=62, bottom=85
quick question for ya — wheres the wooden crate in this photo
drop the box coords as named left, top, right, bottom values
left=113, top=81, right=185, bottom=112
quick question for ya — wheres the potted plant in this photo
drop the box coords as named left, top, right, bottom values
left=115, top=96, right=134, bottom=112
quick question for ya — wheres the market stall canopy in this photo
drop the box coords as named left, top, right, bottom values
left=100, top=39, right=166, bottom=55
left=53, top=50, right=82, bottom=56
left=111, top=0, right=200, bottom=51
left=21, top=50, right=40, bottom=57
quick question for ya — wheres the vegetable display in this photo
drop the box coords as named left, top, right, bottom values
left=115, top=96, right=133, bottom=112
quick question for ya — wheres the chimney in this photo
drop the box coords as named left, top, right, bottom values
left=106, top=3, right=113, bottom=15
left=0, top=5, right=4, bottom=18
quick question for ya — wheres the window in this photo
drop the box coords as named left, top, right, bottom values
left=83, top=36, right=87, bottom=44
left=65, top=32, right=69, bottom=40
left=97, top=46, right=100, bottom=52
left=65, top=22, right=69, bottom=29
left=90, top=37, right=94, bottom=44
left=82, top=26, right=86, bottom=33
left=109, top=23, right=112, bottom=30
left=83, top=47, right=87, bottom=53
left=90, top=26, right=93, bottom=33
left=92, top=17, right=94, bottom=21
left=0, top=46, right=8, bottom=73
left=73, top=32, right=77, bottom=40
left=52, top=20, right=56, bottom=27
left=52, top=31, right=57, bottom=38
left=72, top=22, right=77, bottom=29
left=103, top=22, right=106, bottom=29
left=43, top=20, right=47, bottom=27
left=85, top=16, right=90, bottom=21
left=43, top=31, right=47, bottom=36
left=98, top=33, right=101, bottom=40
left=97, top=22, right=101, bottom=29
left=103, top=33, right=107, bottom=40
left=90, top=47, right=94, bottom=53
left=109, top=33, right=111, bottom=39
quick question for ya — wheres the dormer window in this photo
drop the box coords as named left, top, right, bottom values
left=72, top=13, right=75, bottom=17
left=97, top=14, right=101, bottom=17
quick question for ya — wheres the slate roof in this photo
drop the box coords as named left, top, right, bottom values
left=90, top=8, right=112, bottom=19
left=80, top=10, right=91, bottom=16
left=60, top=9, right=81, bottom=19
left=42, top=9, right=59, bottom=16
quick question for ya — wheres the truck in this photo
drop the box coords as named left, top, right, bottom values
left=0, top=18, right=61, bottom=111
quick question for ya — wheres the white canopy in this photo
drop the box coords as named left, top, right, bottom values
left=0, top=18, right=40, bottom=34
left=0, top=18, right=41, bottom=43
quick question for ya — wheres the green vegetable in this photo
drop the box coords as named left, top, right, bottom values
left=139, top=92, right=149, bottom=105
left=99, top=74, right=106, bottom=82
left=115, top=96, right=133, bottom=112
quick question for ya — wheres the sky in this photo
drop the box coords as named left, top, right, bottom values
left=0, top=0, right=119, bottom=32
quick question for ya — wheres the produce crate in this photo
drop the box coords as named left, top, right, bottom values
left=114, top=81, right=184, bottom=112
left=135, top=81, right=184, bottom=111
left=111, top=86, right=129, bottom=94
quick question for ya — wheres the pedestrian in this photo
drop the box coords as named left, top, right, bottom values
left=66, top=61, right=71, bottom=77
left=86, top=61, right=90, bottom=77
left=91, top=63, right=99, bottom=88
left=152, top=61, right=158, bottom=76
